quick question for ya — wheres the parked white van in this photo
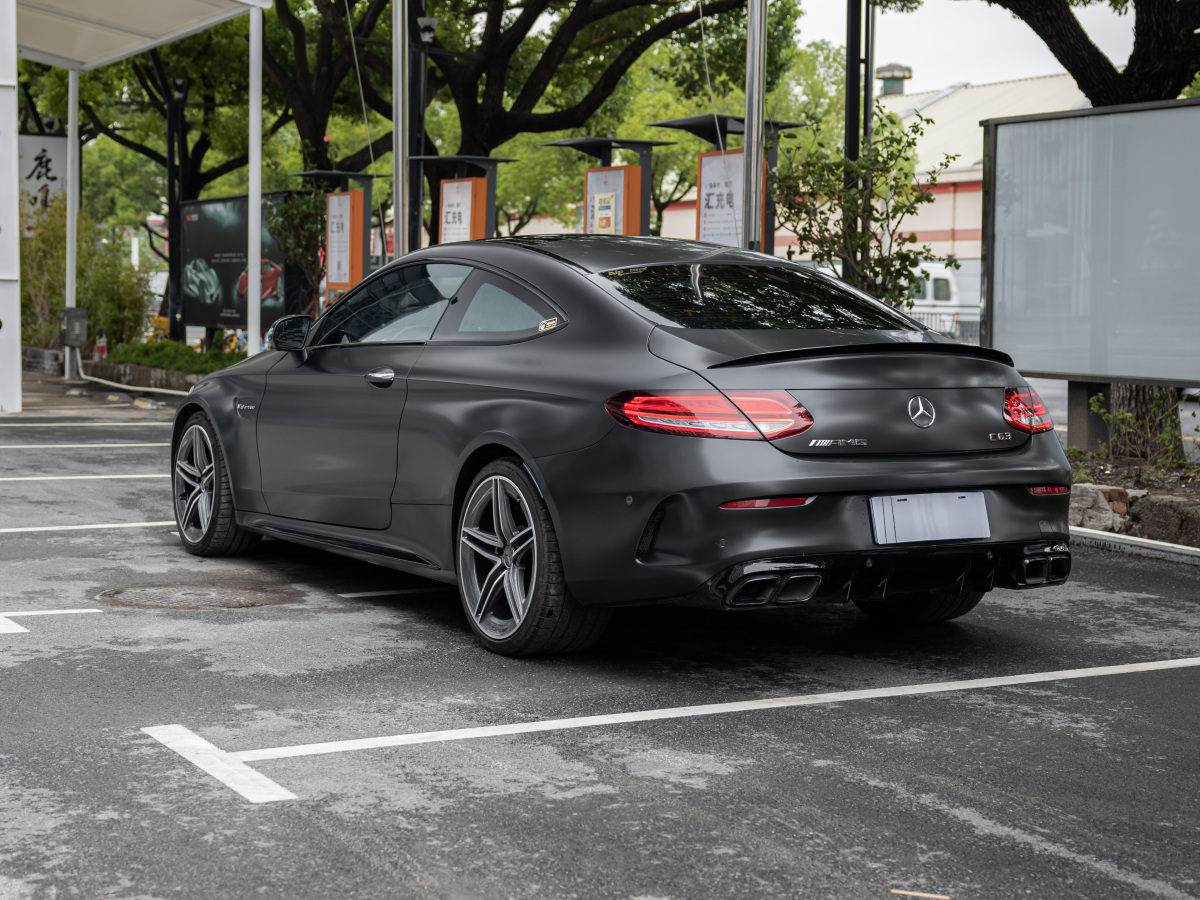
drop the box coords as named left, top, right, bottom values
left=906, top=266, right=980, bottom=344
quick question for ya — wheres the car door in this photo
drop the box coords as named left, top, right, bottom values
left=257, top=262, right=472, bottom=529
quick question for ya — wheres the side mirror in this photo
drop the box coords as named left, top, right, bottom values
left=265, top=315, right=311, bottom=352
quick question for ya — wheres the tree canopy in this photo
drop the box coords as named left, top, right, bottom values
left=878, top=0, right=1200, bottom=106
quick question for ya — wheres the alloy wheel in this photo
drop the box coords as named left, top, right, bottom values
left=458, top=475, right=538, bottom=640
left=174, top=423, right=216, bottom=543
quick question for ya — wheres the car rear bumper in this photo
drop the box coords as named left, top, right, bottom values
left=534, top=429, right=1072, bottom=607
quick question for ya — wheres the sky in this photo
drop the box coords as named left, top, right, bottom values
left=797, top=0, right=1137, bottom=94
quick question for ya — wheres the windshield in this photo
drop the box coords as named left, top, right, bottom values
left=599, top=263, right=920, bottom=331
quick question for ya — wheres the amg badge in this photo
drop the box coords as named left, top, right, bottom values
left=989, top=432, right=1013, bottom=441
left=809, top=438, right=868, bottom=447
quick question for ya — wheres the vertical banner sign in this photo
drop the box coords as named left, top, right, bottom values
left=583, top=167, right=642, bottom=235
left=697, top=150, right=744, bottom=246
left=696, top=149, right=769, bottom=249
left=1, top=0, right=22, bottom=412
left=439, top=178, right=486, bottom=242
left=17, top=135, right=68, bottom=228
left=325, top=190, right=363, bottom=303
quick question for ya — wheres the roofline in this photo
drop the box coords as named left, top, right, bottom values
left=981, top=94, right=1200, bottom=128
left=17, top=0, right=270, bottom=72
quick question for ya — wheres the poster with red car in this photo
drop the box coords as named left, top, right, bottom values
left=180, top=194, right=291, bottom=330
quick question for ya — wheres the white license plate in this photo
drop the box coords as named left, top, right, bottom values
left=869, top=492, right=990, bottom=545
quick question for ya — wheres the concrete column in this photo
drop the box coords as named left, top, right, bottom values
left=0, top=0, right=20, bottom=411
left=246, top=5, right=262, bottom=354
left=1067, top=381, right=1110, bottom=453
left=393, top=0, right=409, bottom=259
left=65, top=69, right=79, bottom=378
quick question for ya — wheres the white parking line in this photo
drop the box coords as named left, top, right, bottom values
left=0, top=443, right=170, bottom=449
left=0, top=609, right=102, bottom=633
left=142, top=656, right=1200, bottom=803
left=0, top=521, right=175, bottom=534
left=0, top=422, right=172, bottom=427
left=336, top=588, right=452, bottom=598
left=142, top=726, right=298, bottom=803
left=0, top=474, right=169, bottom=482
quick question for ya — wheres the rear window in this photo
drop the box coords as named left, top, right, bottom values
left=599, top=263, right=919, bottom=330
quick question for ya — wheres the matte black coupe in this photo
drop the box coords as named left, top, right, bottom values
left=171, top=236, right=1072, bottom=655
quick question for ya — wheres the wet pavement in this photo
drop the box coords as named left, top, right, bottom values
left=1, top=377, right=1197, bottom=900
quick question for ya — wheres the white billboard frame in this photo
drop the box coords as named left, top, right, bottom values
left=981, top=97, right=1200, bottom=387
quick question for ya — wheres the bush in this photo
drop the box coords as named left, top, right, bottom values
left=106, top=340, right=246, bottom=374
left=20, top=194, right=150, bottom=348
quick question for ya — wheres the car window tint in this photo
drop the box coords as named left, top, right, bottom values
left=311, top=263, right=471, bottom=345
left=933, top=278, right=952, bottom=301
left=433, top=272, right=559, bottom=342
left=600, top=263, right=919, bottom=331
left=459, top=282, right=546, bottom=332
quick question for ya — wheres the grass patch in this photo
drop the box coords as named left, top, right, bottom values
left=106, top=340, right=246, bottom=375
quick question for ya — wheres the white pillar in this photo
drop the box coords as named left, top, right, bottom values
left=0, top=0, right=20, bottom=412
left=742, top=0, right=766, bottom=252
left=64, top=69, right=79, bottom=378
left=393, top=0, right=408, bottom=258
left=246, top=5, right=262, bottom=354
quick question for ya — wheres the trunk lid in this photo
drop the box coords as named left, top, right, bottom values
left=648, top=327, right=1029, bottom=456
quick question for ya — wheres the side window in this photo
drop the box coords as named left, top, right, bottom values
left=911, top=277, right=927, bottom=300
left=433, top=271, right=561, bottom=342
left=932, top=278, right=952, bottom=302
left=309, top=263, right=472, bottom=346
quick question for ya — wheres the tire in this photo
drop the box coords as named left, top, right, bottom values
left=853, top=589, right=986, bottom=625
left=172, top=412, right=261, bottom=557
left=456, top=459, right=610, bottom=656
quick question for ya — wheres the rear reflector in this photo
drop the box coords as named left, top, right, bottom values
left=1028, top=485, right=1070, bottom=495
left=720, top=497, right=813, bottom=509
left=606, top=391, right=814, bottom=441
left=1004, top=387, right=1054, bottom=433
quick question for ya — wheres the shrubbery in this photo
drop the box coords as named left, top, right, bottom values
left=20, top=194, right=151, bottom=348
left=106, top=340, right=246, bottom=374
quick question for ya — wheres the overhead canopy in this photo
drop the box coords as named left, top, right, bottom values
left=16, top=0, right=270, bottom=71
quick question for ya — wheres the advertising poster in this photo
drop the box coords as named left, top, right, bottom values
left=179, top=196, right=287, bottom=331
left=326, top=193, right=352, bottom=284
left=593, top=192, right=616, bottom=234
left=584, top=168, right=626, bottom=234
left=441, top=180, right=474, bottom=243
left=697, top=150, right=744, bottom=247
left=17, top=135, right=68, bottom=227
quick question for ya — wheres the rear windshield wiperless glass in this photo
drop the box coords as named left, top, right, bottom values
left=599, top=263, right=921, bottom=330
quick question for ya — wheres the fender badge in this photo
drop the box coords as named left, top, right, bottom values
left=538, top=317, right=559, bottom=332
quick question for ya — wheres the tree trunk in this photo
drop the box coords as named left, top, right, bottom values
left=1108, top=383, right=1185, bottom=463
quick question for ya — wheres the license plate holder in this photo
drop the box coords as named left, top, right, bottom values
left=869, top=491, right=990, bottom=545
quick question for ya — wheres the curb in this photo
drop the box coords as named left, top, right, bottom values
left=1070, top=526, right=1200, bottom=567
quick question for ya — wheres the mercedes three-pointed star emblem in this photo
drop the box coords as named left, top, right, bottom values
left=908, top=395, right=936, bottom=428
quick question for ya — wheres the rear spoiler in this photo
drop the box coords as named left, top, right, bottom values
left=708, top=342, right=1015, bottom=369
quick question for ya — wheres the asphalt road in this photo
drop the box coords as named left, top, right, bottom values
left=1, top=379, right=1198, bottom=900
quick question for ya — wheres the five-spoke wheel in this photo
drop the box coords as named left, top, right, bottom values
left=459, top=474, right=538, bottom=640
left=174, top=423, right=215, bottom=543
left=456, top=459, right=610, bottom=655
left=171, top=412, right=260, bottom=557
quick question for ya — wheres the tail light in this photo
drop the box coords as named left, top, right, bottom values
left=721, top=497, right=813, bottom=509
left=1028, top=486, right=1069, bottom=495
left=1004, top=387, right=1053, bottom=434
left=606, top=391, right=813, bottom=441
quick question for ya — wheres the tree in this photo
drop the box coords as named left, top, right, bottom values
left=262, top=0, right=395, bottom=173
left=877, top=1, right=1200, bottom=107
left=22, top=20, right=291, bottom=204
left=773, top=105, right=959, bottom=308
left=265, top=193, right=327, bottom=318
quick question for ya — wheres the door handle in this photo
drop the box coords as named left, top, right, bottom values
left=364, top=367, right=395, bottom=388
